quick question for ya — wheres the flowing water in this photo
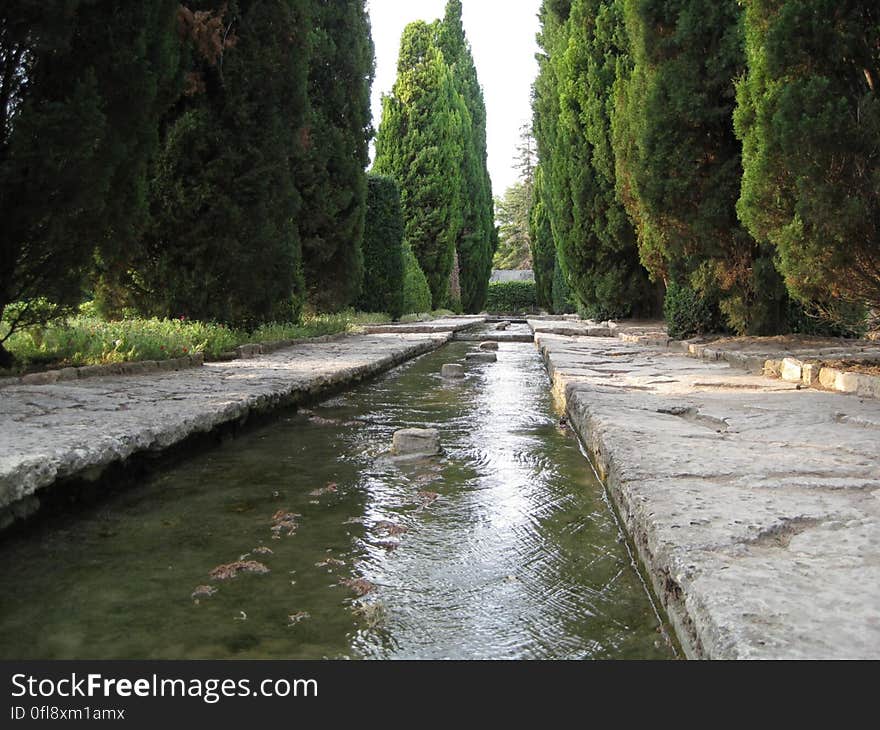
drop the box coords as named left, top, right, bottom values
left=0, top=326, right=673, bottom=659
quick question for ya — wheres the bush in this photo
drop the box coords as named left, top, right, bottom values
left=356, top=175, right=404, bottom=319
left=1, top=310, right=390, bottom=372
left=485, top=281, right=538, bottom=314
left=402, top=244, right=432, bottom=315
left=664, top=280, right=724, bottom=339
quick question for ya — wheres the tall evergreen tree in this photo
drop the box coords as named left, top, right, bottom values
left=612, top=0, right=787, bottom=334
left=373, top=21, right=463, bottom=308
left=132, top=0, right=310, bottom=327
left=529, top=166, right=556, bottom=311
left=735, top=0, right=880, bottom=320
left=562, top=0, right=655, bottom=319
left=0, top=1, right=180, bottom=366
left=436, top=0, right=495, bottom=312
left=299, top=0, right=374, bottom=313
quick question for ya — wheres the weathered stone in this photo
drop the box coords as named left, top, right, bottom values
left=801, top=362, right=820, bottom=387
left=57, top=367, right=79, bottom=382
left=77, top=365, right=107, bottom=379
left=365, top=317, right=485, bottom=335
left=19, top=370, right=60, bottom=385
left=819, top=367, right=839, bottom=389
left=780, top=357, right=804, bottom=382
left=763, top=359, right=783, bottom=378
left=441, top=363, right=465, bottom=379
left=466, top=352, right=497, bottom=363
left=836, top=371, right=860, bottom=393
left=0, top=332, right=451, bottom=522
left=495, top=322, right=510, bottom=331
left=479, top=341, right=499, bottom=351
left=237, top=344, right=262, bottom=359
left=391, top=428, right=440, bottom=457
left=537, top=329, right=880, bottom=659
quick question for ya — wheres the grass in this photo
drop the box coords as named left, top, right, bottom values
left=1, top=308, right=391, bottom=374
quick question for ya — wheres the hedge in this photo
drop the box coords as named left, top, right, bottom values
left=485, top=281, right=538, bottom=314
left=357, top=175, right=405, bottom=319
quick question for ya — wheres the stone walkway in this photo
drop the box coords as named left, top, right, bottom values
left=532, top=323, right=880, bottom=658
left=0, top=318, right=484, bottom=527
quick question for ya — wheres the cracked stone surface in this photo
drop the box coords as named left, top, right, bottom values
left=535, top=331, right=880, bottom=659
left=0, top=332, right=452, bottom=519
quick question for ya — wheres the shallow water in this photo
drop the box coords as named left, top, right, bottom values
left=0, top=327, right=672, bottom=659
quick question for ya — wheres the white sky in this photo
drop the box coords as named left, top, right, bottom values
left=367, top=0, right=541, bottom=197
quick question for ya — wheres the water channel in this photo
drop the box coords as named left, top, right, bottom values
left=0, top=326, right=673, bottom=659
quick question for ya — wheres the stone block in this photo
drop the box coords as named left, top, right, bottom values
left=237, top=344, right=262, bottom=359
left=780, top=357, right=804, bottom=383
left=801, top=362, right=820, bottom=387
left=763, top=359, right=783, bottom=378
left=20, top=370, right=60, bottom=385
left=466, top=352, right=497, bottom=363
left=818, top=367, right=839, bottom=389
left=855, top=374, right=880, bottom=399
left=441, top=363, right=465, bottom=378
left=391, top=428, right=440, bottom=457
left=57, top=367, right=79, bottom=382
left=835, top=371, right=860, bottom=393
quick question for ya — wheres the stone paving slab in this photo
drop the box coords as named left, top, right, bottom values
left=535, top=331, right=880, bottom=659
left=363, top=316, right=485, bottom=334
left=0, top=332, right=449, bottom=526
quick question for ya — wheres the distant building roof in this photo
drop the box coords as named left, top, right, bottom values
left=490, top=269, right=535, bottom=283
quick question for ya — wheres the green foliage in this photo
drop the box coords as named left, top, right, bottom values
left=1, top=309, right=390, bottom=372
left=357, top=175, right=405, bottom=319
left=485, top=282, right=538, bottom=314
left=611, top=0, right=787, bottom=334
left=663, top=279, right=724, bottom=340
left=299, top=0, right=374, bottom=312
left=493, top=182, right=533, bottom=270
left=533, top=0, right=654, bottom=321
left=374, top=21, right=463, bottom=309
left=529, top=167, right=556, bottom=311
left=437, top=1, right=496, bottom=312
left=552, top=260, right=577, bottom=314
left=132, top=0, right=310, bottom=329
left=0, top=1, right=182, bottom=366
left=735, top=0, right=880, bottom=315
left=402, top=244, right=433, bottom=315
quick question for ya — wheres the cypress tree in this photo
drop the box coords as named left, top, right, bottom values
left=612, top=0, right=788, bottom=334
left=735, top=1, right=880, bottom=320
left=373, top=21, right=463, bottom=309
left=133, top=0, right=310, bottom=328
left=529, top=166, right=556, bottom=311
left=436, top=0, right=495, bottom=312
left=0, top=1, right=180, bottom=366
left=357, top=175, right=405, bottom=319
left=561, top=0, right=655, bottom=319
left=299, top=0, right=374, bottom=313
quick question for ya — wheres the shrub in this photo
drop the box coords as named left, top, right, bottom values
left=357, top=175, right=405, bottom=319
left=402, top=244, right=433, bottom=315
left=664, top=280, right=724, bottom=339
left=485, top=281, right=538, bottom=314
